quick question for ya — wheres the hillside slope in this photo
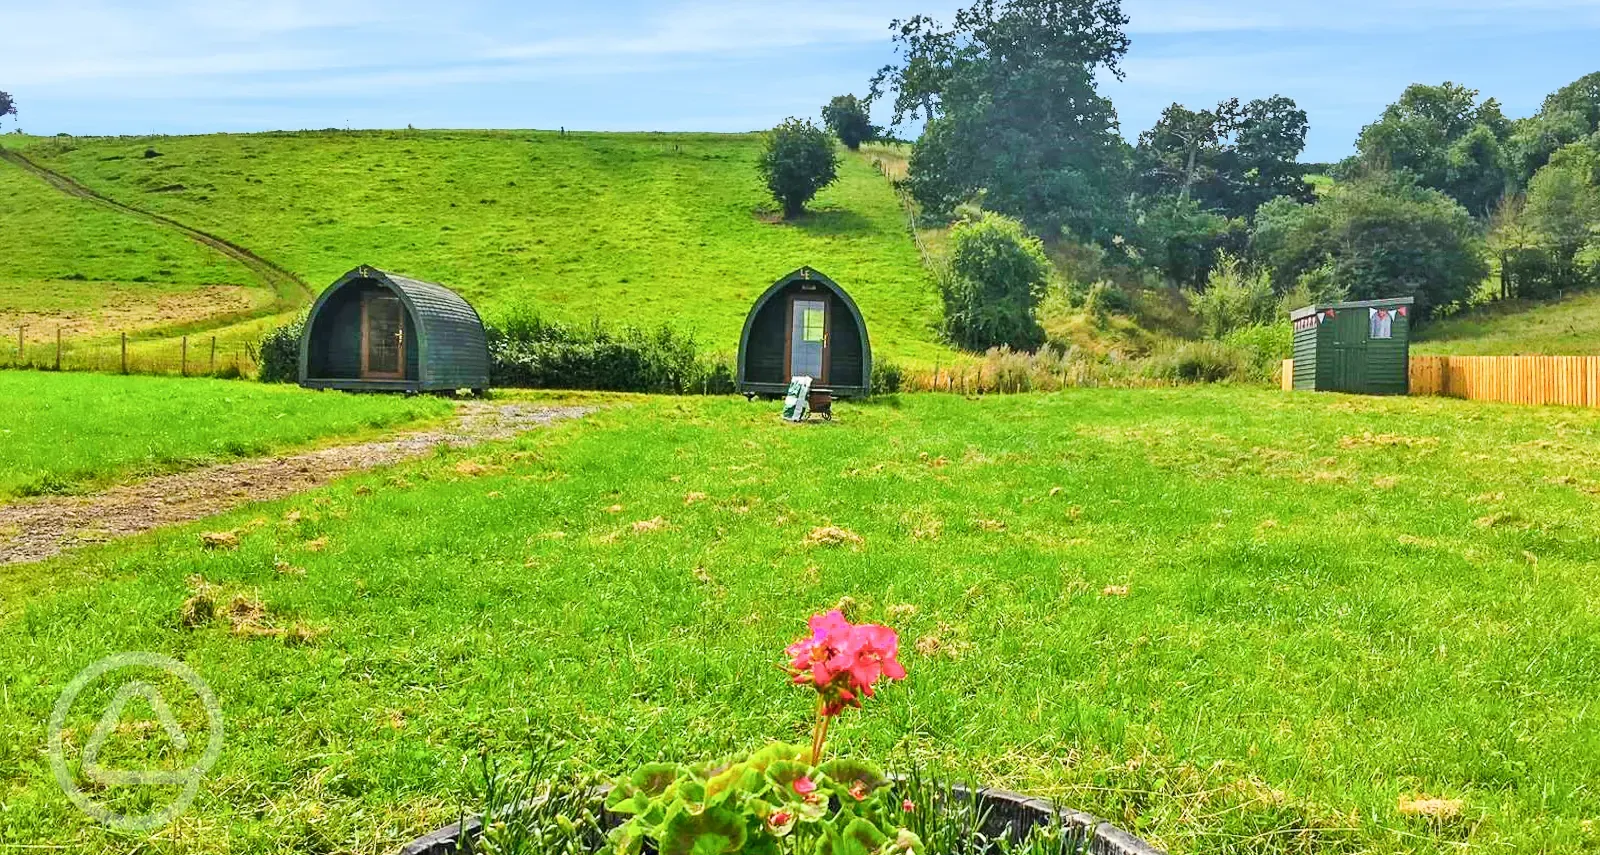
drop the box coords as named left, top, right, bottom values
left=13, top=131, right=947, bottom=362
left=0, top=153, right=264, bottom=346
left=1415, top=291, right=1600, bottom=355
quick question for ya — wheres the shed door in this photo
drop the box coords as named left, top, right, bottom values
left=787, top=296, right=829, bottom=382
left=361, top=292, right=406, bottom=379
left=1330, top=311, right=1367, bottom=392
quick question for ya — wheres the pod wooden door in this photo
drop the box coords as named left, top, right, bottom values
left=361, top=292, right=406, bottom=379
left=786, top=295, right=829, bottom=382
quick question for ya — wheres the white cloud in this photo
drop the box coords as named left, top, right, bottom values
left=1124, top=0, right=1600, bottom=33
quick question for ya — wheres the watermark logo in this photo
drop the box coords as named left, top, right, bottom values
left=48, top=652, right=223, bottom=831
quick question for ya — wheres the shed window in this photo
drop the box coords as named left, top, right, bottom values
left=1369, top=308, right=1393, bottom=339
left=802, top=307, right=825, bottom=343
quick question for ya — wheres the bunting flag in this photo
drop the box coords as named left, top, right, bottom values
left=1397, top=305, right=1408, bottom=317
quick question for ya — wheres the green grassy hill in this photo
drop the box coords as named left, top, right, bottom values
left=6, top=131, right=946, bottom=363
left=1415, top=291, right=1600, bottom=355
left=0, top=153, right=263, bottom=347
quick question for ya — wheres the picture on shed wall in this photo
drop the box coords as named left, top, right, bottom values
left=1369, top=307, right=1393, bottom=339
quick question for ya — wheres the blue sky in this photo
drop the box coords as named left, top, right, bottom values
left=2, top=0, right=1598, bottom=162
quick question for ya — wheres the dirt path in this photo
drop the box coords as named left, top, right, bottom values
left=0, top=148, right=313, bottom=308
left=0, top=402, right=587, bottom=566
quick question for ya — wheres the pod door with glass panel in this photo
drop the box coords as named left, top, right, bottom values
left=361, top=291, right=406, bottom=379
left=786, top=295, right=829, bottom=382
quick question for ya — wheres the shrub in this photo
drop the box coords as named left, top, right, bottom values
left=1142, top=340, right=1252, bottom=384
left=1185, top=254, right=1276, bottom=339
left=256, top=314, right=306, bottom=383
left=1222, top=323, right=1293, bottom=381
left=941, top=212, right=1051, bottom=351
left=488, top=311, right=732, bottom=394
left=870, top=359, right=904, bottom=395
left=1084, top=281, right=1132, bottom=318
left=757, top=118, right=840, bottom=218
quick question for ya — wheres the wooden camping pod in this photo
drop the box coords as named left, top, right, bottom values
left=736, top=266, right=871, bottom=397
left=299, top=265, right=490, bottom=393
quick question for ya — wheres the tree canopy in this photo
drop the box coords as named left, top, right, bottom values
left=756, top=119, right=840, bottom=219
left=1135, top=95, right=1312, bottom=219
left=0, top=92, right=14, bottom=122
left=1355, top=82, right=1511, bottom=216
left=821, top=95, right=876, bottom=151
left=873, top=0, right=1133, bottom=241
left=1250, top=178, right=1488, bottom=316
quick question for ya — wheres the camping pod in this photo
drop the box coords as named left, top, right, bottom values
left=299, top=265, right=490, bottom=393
left=736, top=267, right=871, bottom=397
left=1289, top=297, right=1413, bottom=395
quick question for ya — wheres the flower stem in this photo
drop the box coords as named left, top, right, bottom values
left=809, top=697, right=831, bottom=765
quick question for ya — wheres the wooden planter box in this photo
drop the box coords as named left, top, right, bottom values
left=397, top=785, right=1164, bottom=855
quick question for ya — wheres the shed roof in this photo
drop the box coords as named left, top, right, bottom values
left=1289, top=296, right=1415, bottom=321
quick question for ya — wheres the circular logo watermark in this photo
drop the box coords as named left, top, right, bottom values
left=47, top=652, right=224, bottom=832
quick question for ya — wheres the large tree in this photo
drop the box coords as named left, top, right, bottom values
left=872, top=0, right=1133, bottom=241
left=821, top=95, right=876, bottom=151
left=1135, top=99, right=1239, bottom=203
left=1230, top=96, right=1314, bottom=213
left=0, top=92, right=14, bottom=124
left=1135, top=95, right=1311, bottom=218
left=1508, top=72, right=1600, bottom=184
left=1524, top=144, right=1600, bottom=287
left=1356, top=82, right=1511, bottom=215
left=1250, top=177, right=1488, bottom=317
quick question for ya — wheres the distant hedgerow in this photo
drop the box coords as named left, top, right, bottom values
left=487, top=310, right=735, bottom=394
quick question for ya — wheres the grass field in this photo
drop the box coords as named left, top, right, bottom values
left=0, top=372, right=452, bottom=498
left=10, top=131, right=947, bottom=364
left=3, top=387, right=1598, bottom=854
left=1415, top=290, right=1600, bottom=355
left=0, top=157, right=260, bottom=345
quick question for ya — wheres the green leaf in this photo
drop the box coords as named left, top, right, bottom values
left=605, top=787, right=651, bottom=816
left=764, top=759, right=817, bottom=796
left=746, top=743, right=808, bottom=772
left=819, top=758, right=889, bottom=800
left=631, top=763, right=684, bottom=797
left=660, top=806, right=747, bottom=855
left=607, top=820, right=645, bottom=855
left=704, top=761, right=762, bottom=802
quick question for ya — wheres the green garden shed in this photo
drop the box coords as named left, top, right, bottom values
left=1289, top=297, right=1414, bottom=395
left=299, top=265, right=490, bottom=393
left=736, top=266, right=871, bottom=397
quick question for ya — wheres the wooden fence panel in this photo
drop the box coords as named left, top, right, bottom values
left=1403, top=354, right=1600, bottom=408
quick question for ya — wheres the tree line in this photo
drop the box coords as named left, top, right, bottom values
left=757, top=0, right=1600, bottom=354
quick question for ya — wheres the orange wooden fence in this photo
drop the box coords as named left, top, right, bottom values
left=1410, top=355, right=1600, bottom=407
left=1282, top=356, right=1600, bottom=407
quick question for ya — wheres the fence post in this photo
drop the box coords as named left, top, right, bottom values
left=181, top=336, right=188, bottom=376
left=209, top=336, right=216, bottom=374
left=16, top=325, right=22, bottom=359
left=121, top=333, right=128, bottom=374
left=55, top=328, right=62, bottom=371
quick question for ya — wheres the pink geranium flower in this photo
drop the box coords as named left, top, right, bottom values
left=785, top=609, right=908, bottom=763
left=785, top=610, right=907, bottom=716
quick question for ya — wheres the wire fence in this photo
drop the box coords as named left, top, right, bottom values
left=0, top=326, right=259, bottom=378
